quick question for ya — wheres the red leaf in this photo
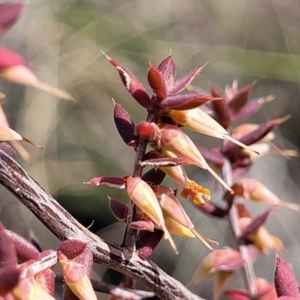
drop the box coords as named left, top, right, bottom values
left=225, top=289, right=250, bottom=300
left=0, top=2, right=24, bottom=34
left=113, top=101, right=136, bottom=147
left=275, top=256, right=299, bottom=298
left=211, top=86, right=231, bottom=129
left=159, top=93, right=218, bottom=110
left=228, top=83, right=254, bottom=111
left=0, top=47, right=26, bottom=69
left=58, top=240, right=87, bottom=260
left=240, top=207, right=277, bottom=237
left=102, top=51, right=152, bottom=109
left=0, top=266, right=20, bottom=296
left=157, top=54, right=176, bottom=92
left=147, top=63, right=167, bottom=100
left=170, top=66, right=204, bottom=95
left=108, top=198, right=128, bottom=221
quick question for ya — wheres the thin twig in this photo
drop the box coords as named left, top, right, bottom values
left=222, top=158, right=257, bottom=298
left=0, top=149, right=204, bottom=300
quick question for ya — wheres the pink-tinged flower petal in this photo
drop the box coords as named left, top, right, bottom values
left=34, top=268, right=55, bottom=296
left=159, top=93, right=218, bottom=110
left=136, top=229, right=164, bottom=259
left=0, top=3, right=24, bottom=34
left=254, top=278, right=277, bottom=300
left=101, top=51, right=152, bottom=109
left=12, top=275, right=56, bottom=300
left=147, top=63, right=167, bottom=100
left=4, top=230, right=40, bottom=262
left=170, top=66, right=205, bottom=95
left=0, top=124, right=22, bottom=142
left=167, top=108, right=258, bottom=154
left=210, top=86, right=231, bottom=129
left=0, top=266, right=20, bottom=296
left=125, top=176, right=178, bottom=254
left=0, top=48, right=26, bottom=69
left=157, top=54, right=176, bottom=93
left=158, top=124, right=233, bottom=193
left=214, top=271, right=234, bottom=300
left=108, top=197, right=128, bottom=221
left=58, top=252, right=97, bottom=300
left=275, top=256, right=299, bottom=299
left=225, top=288, right=250, bottom=300
left=231, top=96, right=274, bottom=122
left=227, top=83, right=254, bottom=111
left=240, top=207, right=277, bottom=237
left=188, top=248, right=243, bottom=286
left=113, top=101, right=136, bottom=147
left=83, top=176, right=126, bottom=188
left=238, top=178, right=299, bottom=210
left=57, top=240, right=87, bottom=260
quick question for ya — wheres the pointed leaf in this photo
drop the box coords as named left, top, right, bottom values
left=129, top=220, right=155, bottom=231
left=228, top=83, right=254, bottom=111
left=0, top=2, right=24, bottom=34
left=170, top=66, right=204, bottom=95
left=108, top=197, right=128, bottom=221
left=136, top=229, right=164, bottom=259
left=231, top=96, right=274, bottom=121
left=147, top=63, right=167, bottom=100
left=159, top=93, right=218, bottom=110
left=157, top=54, right=176, bottom=92
left=240, top=207, right=277, bottom=237
left=197, top=146, right=224, bottom=167
left=196, top=202, right=228, bottom=219
left=214, top=271, right=234, bottom=300
left=224, top=116, right=290, bottom=152
left=113, top=101, right=136, bottom=147
left=57, top=240, right=87, bottom=260
left=102, top=51, right=152, bottom=109
left=211, top=86, right=231, bottom=129
left=275, top=256, right=299, bottom=298
left=141, top=168, right=166, bottom=185
left=84, top=176, right=126, bottom=188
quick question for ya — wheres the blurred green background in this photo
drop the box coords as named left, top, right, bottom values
left=1, top=0, right=300, bottom=299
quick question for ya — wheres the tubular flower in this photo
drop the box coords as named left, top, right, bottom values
left=157, top=124, right=233, bottom=193
left=125, top=176, right=178, bottom=253
left=166, top=107, right=258, bottom=154
left=158, top=150, right=211, bottom=205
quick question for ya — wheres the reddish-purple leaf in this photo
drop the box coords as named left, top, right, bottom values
left=159, top=93, right=218, bottom=110
left=141, top=168, right=166, bottom=185
left=228, top=83, right=254, bottom=111
left=4, top=230, right=40, bottom=261
left=0, top=47, right=26, bottom=69
left=0, top=2, right=24, bottom=34
left=113, top=101, right=136, bottom=147
left=195, top=201, right=228, bottom=219
left=108, top=197, right=128, bottom=221
left=170, top=66, right=204, bottom=95
left=224, top=116, right=290, bottom=153
left=136, top=229, right=164, bottom=259
left=72, top=247, right=94, bottom=278
left=241, top=207, right=276, bottom=238
left=0, top=142, right=16, bottom=159
left=211, top=86, right=231, bottom=129
left=57, top=240, right=87, bottom=260
left=84, top=176, right=126, bottom=188
left=230, top=96, right=274, bottom=122
left=140, top=157, right=188, bottom=167
left=147, top=63, right=167, bottom=100
left=0, top=266, right=20, bottom=296
left=157, top=54, right=176, bottom=92
left=275, top=256, right=299, bottom=298
left=198, top=146, right=225, bottom=167
left=102, top=52, right=152, bottom=109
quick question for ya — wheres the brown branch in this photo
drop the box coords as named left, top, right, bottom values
left=0, top=149, right=204, bottom=300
